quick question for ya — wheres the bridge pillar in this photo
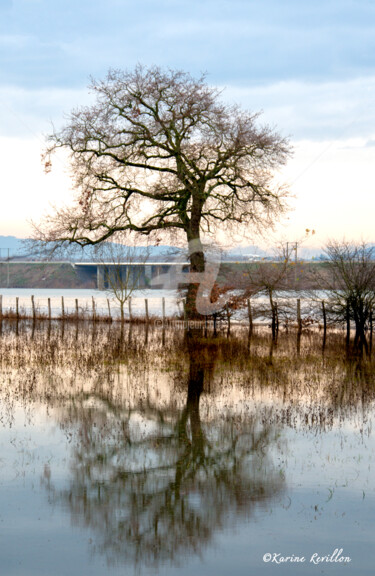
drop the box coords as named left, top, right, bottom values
left=168, top=265, right=177, bottom=288
left=97, top=266, right=104, bottom=290
left=144, top=264, right=152, bottom=286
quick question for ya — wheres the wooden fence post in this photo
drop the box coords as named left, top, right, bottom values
left=297, top=298, right=302, bottom=335
left=145, top=298, right=149, bottom=324
left=75, top=298, right=79, bottom=320
left=107, top=298, right=111, bottom=321
left=16, top=296, right=19, bottom=319
left=31, top=295, right=36, bottom=320
left=322, top=299, right=327, bottom=348
left=128, top=297, right=132, bottom=322
left=48, top=298, right=51, bottom=321
left=226, top=303, right=231, bottom=334
left=92, top=296, right=96, bottom=321
left=247, top=298, right=253, bottom=333
left=0, top=295, right=2, bottom=319
left=162, top=297, right=165, bottom=325
left=61, top=296, right=65, bottom=320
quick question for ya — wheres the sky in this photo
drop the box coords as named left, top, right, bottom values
left=1, top=0, right=375, bottom=247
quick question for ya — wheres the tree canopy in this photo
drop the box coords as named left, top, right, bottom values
left=323, top=240, right=375, bottom=354
left=36, top=65, right=291, bottom=257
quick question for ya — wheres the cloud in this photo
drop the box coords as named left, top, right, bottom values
left=224, top=76, right=375, bottom=141
left=0, top=86, right=91, bottom=138
left=0, top=0, right=375, bottom=89
left=1, top=74, right=375, bottom=144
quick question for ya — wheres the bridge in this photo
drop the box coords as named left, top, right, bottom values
left=0, top=260, right=191, bottom=289
left=0, top=259, right=245, bottom=289
left=74, top=261, right=191, bottom=290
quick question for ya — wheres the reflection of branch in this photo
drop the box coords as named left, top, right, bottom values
left=44, top=384, right=284, bottom=570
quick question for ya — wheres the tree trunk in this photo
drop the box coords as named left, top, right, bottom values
left=354, top=312, right=368, bottom=356
left=186, top=233, right=205, bottom=320
left=269, top=290, right=277, bottom=341
left=322, top=300, right=327, bottom=351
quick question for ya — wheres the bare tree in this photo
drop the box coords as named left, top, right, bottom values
left=224, top=232, right=317, bottom=333
left=35, top=65, right=291, bottom=317
left=96, top=233, right=150, bottom=322
left=321, top=240, right=375, bottom=354
left=217, top=243, right=295, bottom=336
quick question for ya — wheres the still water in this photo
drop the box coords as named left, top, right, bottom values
left=0, top=323, right=374, bottom=575
left=0, top=288, right=180, bottom=318
left=0, top=288, right=325, bottom=322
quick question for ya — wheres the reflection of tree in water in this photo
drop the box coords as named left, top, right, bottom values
left=42, top=337, right=285, bottom=570
left=3, top=325, right=375, bottom=568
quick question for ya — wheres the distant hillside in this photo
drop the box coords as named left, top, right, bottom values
left=0, top=236, right=183, bottom=262
left=0, top=235, right=327, bottom=262
left=0, top=263, right=96, bottom=289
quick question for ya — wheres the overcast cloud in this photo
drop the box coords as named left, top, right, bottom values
left=1, top=0, right=375, bottom=140
left=0, top=0, right=374, bottom=240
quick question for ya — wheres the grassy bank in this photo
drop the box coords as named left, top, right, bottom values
left=0, top=262, right=95, bottom=289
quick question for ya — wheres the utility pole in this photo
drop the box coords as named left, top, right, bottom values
left=286, top=241, right=298, bottom=289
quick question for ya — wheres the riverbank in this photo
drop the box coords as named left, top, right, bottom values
left=0, top=262, right=95, bottom=288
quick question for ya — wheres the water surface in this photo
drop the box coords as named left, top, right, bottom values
left=0, top=324, right=373, bottom=575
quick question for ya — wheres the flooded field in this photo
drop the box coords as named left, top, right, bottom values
left=0, top=288, right=180, bottom=319
left=0, top=322, right=374, bottom=575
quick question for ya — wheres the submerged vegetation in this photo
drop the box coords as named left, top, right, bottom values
left=0, top=322, right=374, bottom=571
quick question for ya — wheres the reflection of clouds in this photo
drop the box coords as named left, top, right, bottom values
left=43, top=395, right=285, bottom=569
left=1, top=324, right=375, bottom=570
left=35, top=334, right=287, bottom=569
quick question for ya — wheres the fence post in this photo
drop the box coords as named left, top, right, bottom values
left=0, top=295, right=2, bottom=319
left=16, top=296, right=19, bottom=319
left=183, top=298, right=187, bottom=323
left=247, top=298, right=253, bottom=333
left=128, top=297, right=132, bottom=322
left=297, top=298, right=302, bottom=335
left=107, top=298, right=111, bottom=321
left=48, top=298, right=51, bottom=321
left=145, top=298, right=149, bottom=323
left=61, top=296, right=65, bottom=320
left=322, top=300, right=327, bottom=348
left=92, top=296, right=96, bottom=321
left=75, top=298, right=79, bottom=321
left=31, top=295, right=36, bottom=320
left=226, top=303, right=231, bottom=334
left=162, top=297, right=165, bottom=325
